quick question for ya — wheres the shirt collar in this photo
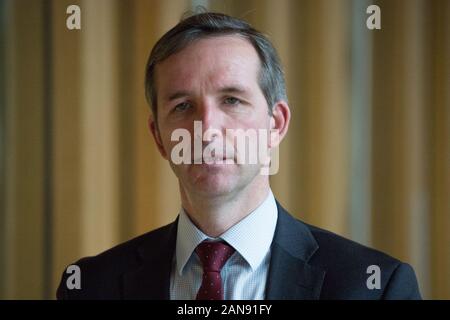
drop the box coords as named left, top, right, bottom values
left=175, top=189, right=278, bottom=275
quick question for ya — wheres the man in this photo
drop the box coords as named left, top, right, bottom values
left=57, top=12, right=421, bottom=300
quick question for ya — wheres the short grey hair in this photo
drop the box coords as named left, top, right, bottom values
left=145, top=12, right=287, bottom=122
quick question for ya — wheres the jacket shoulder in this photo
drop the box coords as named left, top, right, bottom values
left=303, top=222, right=421, bottom=299
left=307, top=223, right=401, bottom=267
left=56, top=221, right=176, bottom=299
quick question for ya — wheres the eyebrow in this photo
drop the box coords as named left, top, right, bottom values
left=166, top=91, right=190, bottom=102
left=218, top=85, right=250, bottom=95
left=165, top=85, right=250, bottom=102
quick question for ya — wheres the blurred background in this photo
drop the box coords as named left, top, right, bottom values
left=0, top=0, right=449, bottom=299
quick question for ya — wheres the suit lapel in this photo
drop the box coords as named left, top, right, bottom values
left=121, top=203, right=325, bottom=300
left=122, top=219, right=178, bottom=299
left=266, top=202, right=326, bottom=299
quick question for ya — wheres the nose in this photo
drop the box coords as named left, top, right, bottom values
left=196, top=99, right=223, bottom=141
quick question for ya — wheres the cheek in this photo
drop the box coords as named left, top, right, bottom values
left=155, top=124, right=173, bottom=149
left=237, top=113, right=271, bottom=131
left=159, top=124, right=193, bottom=159
left=161, top=129, right=177, bottom=151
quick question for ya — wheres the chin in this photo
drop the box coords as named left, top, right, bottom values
left=185, top=165, right=238, bottom=195
left=175, top=163, right=261, bottom=197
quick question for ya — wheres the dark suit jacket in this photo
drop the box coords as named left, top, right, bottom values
left=57, top=201, right=422, bottom=299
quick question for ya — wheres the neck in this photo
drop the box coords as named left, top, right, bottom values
left=180, top=177, right=270, bottom=237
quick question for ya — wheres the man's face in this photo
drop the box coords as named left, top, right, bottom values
left=151, top=35, right=273, bottom=198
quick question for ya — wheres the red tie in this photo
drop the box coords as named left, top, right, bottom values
left=195, top=240, right=235, bottom=300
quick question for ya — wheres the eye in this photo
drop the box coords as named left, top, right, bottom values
left=224, top=97, right=241, bottom=105
left=174, top=102, right=191, bottom=112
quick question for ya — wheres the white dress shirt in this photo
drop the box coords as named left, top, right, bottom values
left=170, top=189, right=278, bottom=300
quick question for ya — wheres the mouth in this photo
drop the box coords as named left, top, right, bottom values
left=192, top=155, right=234, bottom=164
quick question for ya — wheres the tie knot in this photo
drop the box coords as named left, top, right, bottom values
left=195, top=241, right=235, bottom=272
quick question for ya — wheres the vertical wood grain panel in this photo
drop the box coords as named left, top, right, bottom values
left=80, top=0, right=120, bottom=256
left=50, top=0, right=82, bottom=297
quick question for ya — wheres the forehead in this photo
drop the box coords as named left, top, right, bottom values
left=155, top=35, right=261, bottom=96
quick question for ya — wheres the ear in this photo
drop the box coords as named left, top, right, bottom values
left=148, top=115, right=168, bottom=159
left=269, top=100, right=291, bottom=148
